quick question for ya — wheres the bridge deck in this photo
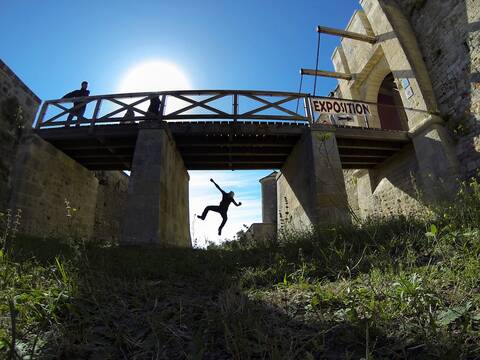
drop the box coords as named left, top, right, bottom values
left=35, top=121, right=410, bottom=170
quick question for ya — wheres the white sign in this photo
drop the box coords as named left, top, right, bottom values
left=310, top=98, right=372, bottom=116
left=405, top=86, right=414, bottom=99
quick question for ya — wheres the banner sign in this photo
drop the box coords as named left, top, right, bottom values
left=310, top=97, right=372, bottom=116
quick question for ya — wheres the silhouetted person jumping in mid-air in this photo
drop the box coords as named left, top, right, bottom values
left=62, top=81, right=90, bottom=127
left=197, top=179, right=242, bottom=236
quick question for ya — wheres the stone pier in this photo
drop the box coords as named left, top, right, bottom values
left=121, top=122, right=191, bottom=247
left=277, top=127, right=350, bottom=231
left=409, top=116, right=460, bottom=202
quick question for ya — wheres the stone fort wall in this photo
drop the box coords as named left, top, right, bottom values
left=0, top=60, right=40, bottom=210
left=9, top=133, right=99, bottom=239
left=395, top=0, right=480, bottom=179
left=343, top=145, right=424, bottom=220
left=1, top=58, right=129, bottom=242
left=8, top=133, right=129, bottom=243
left=94, top=170, right=129, bottom=244
left=323, top=0, right=478, bottom=221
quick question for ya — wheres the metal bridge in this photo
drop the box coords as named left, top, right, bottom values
left=34, top=90, right=411, bottom=170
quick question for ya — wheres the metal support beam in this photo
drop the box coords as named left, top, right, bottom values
left=317, top=25, right=376, bottom=44
left=301, top=68, right=352, bottom=80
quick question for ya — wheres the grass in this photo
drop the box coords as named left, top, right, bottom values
left=1, top=177, right=480, bottom=359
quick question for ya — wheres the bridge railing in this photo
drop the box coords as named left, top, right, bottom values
left=35, top=90, right=312, bottom=129
left=35, top=90, right=433, bottom=131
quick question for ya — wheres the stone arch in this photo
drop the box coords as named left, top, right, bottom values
left=377, top=0, right=439, bottom=114
left=361, top=56, right=392, bottom=105
left=360, top=0, right=441, bottom=130
left=352, top=51, right=409, bottom=131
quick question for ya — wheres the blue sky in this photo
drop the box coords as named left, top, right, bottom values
left=1, top=0, right=361, bottom=244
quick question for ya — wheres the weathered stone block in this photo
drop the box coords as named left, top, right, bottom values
left=121, top=123, right=191, bottom=247
left=277, top=127, right=350, bottom=232
left=9, top=133, right=98, bottom=239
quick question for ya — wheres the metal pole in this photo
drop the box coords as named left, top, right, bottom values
left=159, top=94, right=167, bottom=121
left=35, top=102, right=48, bottom=129
left=313, top=32, right=321, bottom=97
left=90, top=99, right=102, bottom=134
left=304, top=96, right=313, bottom=126
left=233, top=93, right=238, bottom=123
left=295, top=74, right=304, bottom=114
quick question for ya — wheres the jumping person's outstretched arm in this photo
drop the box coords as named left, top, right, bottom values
left=210, top=178, right=225, bottom=193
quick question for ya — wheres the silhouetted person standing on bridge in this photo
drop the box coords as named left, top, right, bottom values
left=63, top=81, right=90, bottom=127
left=197, top=179, right=242, bottom=236
left=147, top=96, right=162, bottom=116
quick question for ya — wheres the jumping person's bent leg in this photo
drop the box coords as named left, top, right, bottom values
left=218, top=212, right=228, bottom=235
left=198, top=205, right=220, bottom=220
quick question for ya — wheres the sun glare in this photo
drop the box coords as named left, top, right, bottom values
left=117, top=60, right=192, bottom=113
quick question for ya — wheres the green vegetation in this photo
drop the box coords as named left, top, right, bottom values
left=1, top=178, right=480, bottom=359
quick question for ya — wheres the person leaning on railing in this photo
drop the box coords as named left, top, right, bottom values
left=62, top=81, right=90, bottom=127
left=147, top=96, right=161, bottom=116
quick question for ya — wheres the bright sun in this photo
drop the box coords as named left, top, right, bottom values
left=117, top=60, right=192, bottom=113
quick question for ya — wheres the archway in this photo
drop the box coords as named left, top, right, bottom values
left=377, top=73, right=408, bottom=130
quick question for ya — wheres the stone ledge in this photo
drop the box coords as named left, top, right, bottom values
left=0, top=59, right=41, bottom=103
left=408, top=115, right=446, bottom=138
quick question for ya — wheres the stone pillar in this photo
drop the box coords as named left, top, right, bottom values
left=259, top=171, right=277, bottom=224
left=277, top=126, right=350, bottom=231
left=121, top=122, right=191, bottom=247
left=410, top=116, right=460, bottom=202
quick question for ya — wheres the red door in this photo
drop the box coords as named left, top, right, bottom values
left=377, top=93, right=403, bottom=130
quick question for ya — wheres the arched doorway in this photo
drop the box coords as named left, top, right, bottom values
left=377, top=73, right=408, bottom=130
